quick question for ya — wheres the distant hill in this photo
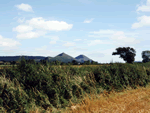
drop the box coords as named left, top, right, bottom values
left=46, top=52, right=80, bottom=63
left=0, top=53, right=94, bottom=63
left=0, top=56, right=46, bottom=62
left=43, top=56, right=53, bottom=61
left=75, top=55, right=93, bottom=63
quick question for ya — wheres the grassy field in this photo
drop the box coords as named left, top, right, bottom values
left=1, top=61, right=150, bottom=113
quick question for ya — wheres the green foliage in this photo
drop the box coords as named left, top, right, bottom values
left=142, top=50, right=150, bottom=63
left=1, top=58, right=150, bottom=112
left=72, top=60, right=78, bottom=65
left=112, top=47, right=136, bottom=63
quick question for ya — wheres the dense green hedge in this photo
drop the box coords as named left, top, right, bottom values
left=1, top=58, right=150, bottom=112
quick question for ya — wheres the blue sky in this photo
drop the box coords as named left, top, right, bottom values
left=0, top=0, right=150, bottom=63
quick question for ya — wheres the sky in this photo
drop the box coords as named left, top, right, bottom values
left=0, top=0, right=150, bottom=63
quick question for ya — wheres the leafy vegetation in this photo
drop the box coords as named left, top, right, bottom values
left=1, top=57, right=150, bottom=112
left=142, top=50, right=150, bottom=63
left=112, top=47, right=136, bottom=63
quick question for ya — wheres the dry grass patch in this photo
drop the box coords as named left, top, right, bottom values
left=65, top=84, right=150, bottom=113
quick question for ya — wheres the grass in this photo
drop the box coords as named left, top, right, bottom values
left=1, top=60, right=150, bottom=113
left=28, top=82, right=150, bottom=113
left=63, top=83, right=150, bottom=113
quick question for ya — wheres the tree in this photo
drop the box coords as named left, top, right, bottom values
left=72, top=60, right=78, bottom=65
left=10, top=61, right=16, bottom=65
left=91, top=61, right=98, bottom=65
left=26, top=59, right=36, bottom=65
left=141, top=50, right=150, bottom=63
left=61, top=62, right=65, bottom=65
left=112, top=47, right=136, bottom=63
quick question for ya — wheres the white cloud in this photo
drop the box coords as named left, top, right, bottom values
left=50, top=36, right=59, bottom=41
left=13, top=17, right=73, bottom=39
left=132, top=15, right=150, bottom=29
left=17, top=17, right=25, bottom=23
left=90, top=29, right=116, bottom=34
left=0, top=35, right=21, bottom=47
left=15, top=3, right=33, bottom=12
left=83, top=18, right=94, bottom=23
left=88, top=40, right=111, bottom=46
left=74, top=39, right=82, bottom=41
left=26, top=17, right=73, bottom=31
left=89, top=30, right=117, bottom=38
left=63, top=42, right=75, bottom=47
left=13, top=25, right=33, bottom=33
left=89, top=30, right=140, bottom=45
left=110, top=31, right=139, bottom=44
left=49, top=41, right=57, bottom=44
left=136, top=0, right=150, bottom=12
left=16, top=31, right=46, bottom=39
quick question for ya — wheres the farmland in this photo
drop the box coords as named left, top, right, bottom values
left=1, top=60, right=150, bottom=113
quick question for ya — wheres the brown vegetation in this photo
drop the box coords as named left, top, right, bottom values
left=30, top=84, right=150, bottom=113
left=66, top=84, right=150, bottom=113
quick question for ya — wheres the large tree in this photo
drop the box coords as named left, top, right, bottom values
left=141, top=50, right=150, bottom=63
left=112, top=47, right=136, bottom=63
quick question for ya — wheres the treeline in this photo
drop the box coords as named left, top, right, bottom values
left=30, top=59, right=98, bottom=66
left=0, top=59, right=99, bottom=66
left=112, top=47, right=150, bottom=64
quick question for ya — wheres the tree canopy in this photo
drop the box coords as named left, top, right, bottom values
left=112, top=47, right=136, bottom=63
left=141, top=50, right=150, bottom=63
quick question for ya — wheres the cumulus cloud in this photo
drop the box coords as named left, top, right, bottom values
left=89, top=29, right=140, bottom=45
left=0, top=35, right=21, bottom=47
left=83, top=18, right=94, bottom=23
left=15, top=3, right=34, bottom=12
left=136, top=0, right=150, bottom=12
left=13, top=17, right=73, bottom=39
left=26, top=17, right=73, bottom=31
left=131, top=15, right=150, bottom=29
left=63, top=42, right=75, bottom=47
left=110, top=31, right=139, bottom=43
left=16, top=31, right=46, bottom=39
left=13, top=25, right=33, bottom=33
